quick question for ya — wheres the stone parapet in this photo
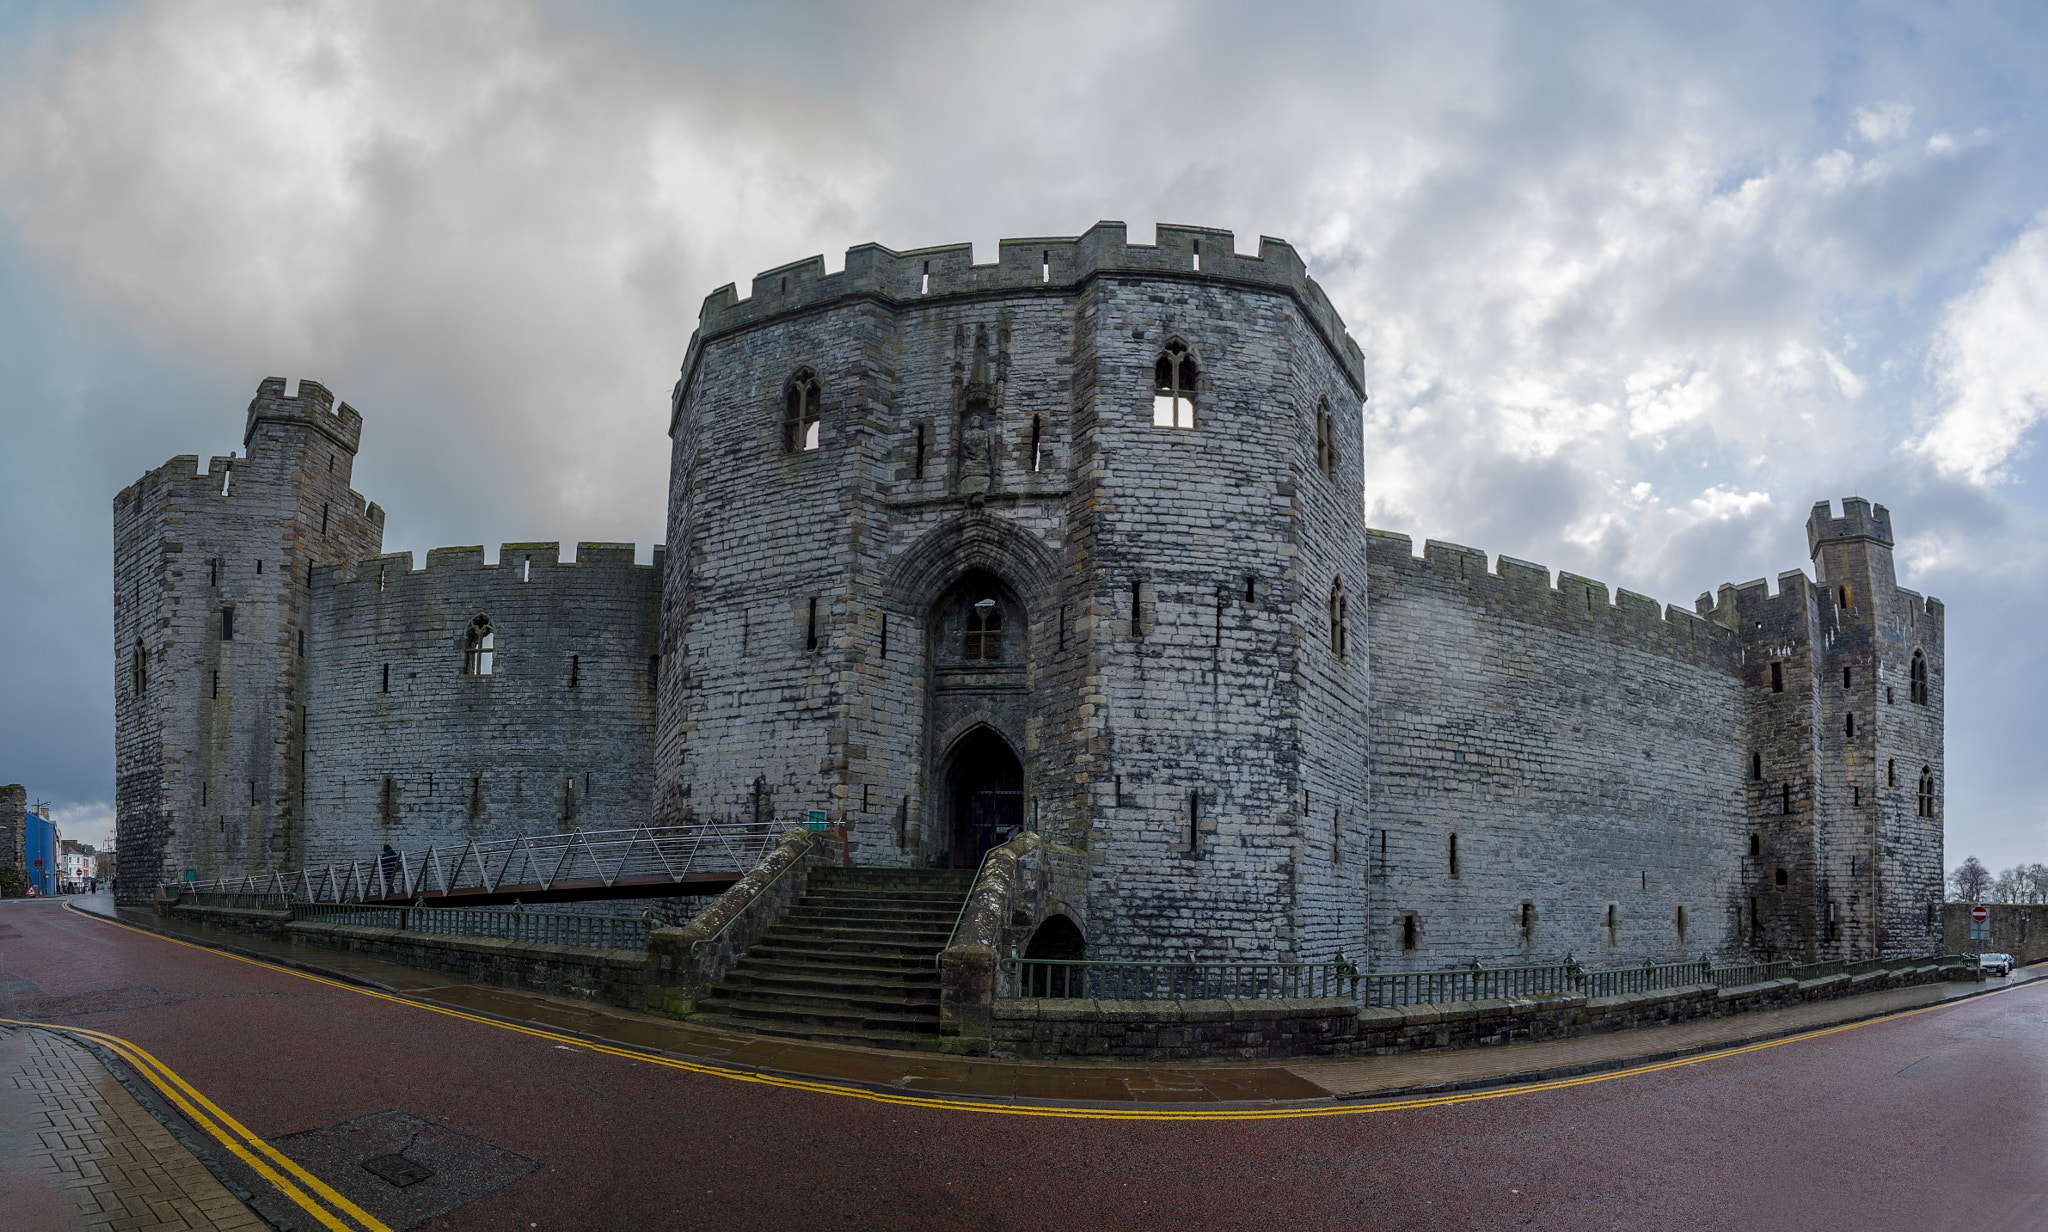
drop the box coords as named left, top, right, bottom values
left=937, top=832, right=1091, bottom=1043
left=992, top=996, right=1357, bottom=1060
left=645, top=825, right=834, bottom=1016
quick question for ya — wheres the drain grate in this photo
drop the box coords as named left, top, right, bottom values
left=362, top=1153, right=436, bottom=1188
left=271, top=1109, right=537, bottom=1230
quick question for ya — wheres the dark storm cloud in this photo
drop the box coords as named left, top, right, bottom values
left=2, top=0, right=2046, bottom=868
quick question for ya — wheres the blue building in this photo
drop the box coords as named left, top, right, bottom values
left=23, top=807, right=56, bottom=896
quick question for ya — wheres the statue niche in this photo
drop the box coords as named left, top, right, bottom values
left=953, top=321, right=1006, bottom=507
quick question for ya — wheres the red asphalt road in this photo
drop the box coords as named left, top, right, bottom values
left=3, top=897, right=2044, bottom=1232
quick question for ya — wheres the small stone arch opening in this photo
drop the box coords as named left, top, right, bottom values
left=1017, top=914, right=1086, bottom=996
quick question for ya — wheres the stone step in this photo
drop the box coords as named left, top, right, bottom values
left=763, top=923, right=954, bottom=947
left=721, top=966, right=941, bottom=999
left=739, top=943, right=942, bottom=970
left=780, top=905, right=959, bottom=926
left=795, top=889, right=970, bottom=908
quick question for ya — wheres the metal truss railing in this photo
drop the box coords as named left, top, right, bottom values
left=170, top=822, right=777, bottom=904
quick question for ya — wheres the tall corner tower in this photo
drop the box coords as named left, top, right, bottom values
left=1803, top=497, right=1945, bottom=958
left=113, top=378, right=384, bottom=899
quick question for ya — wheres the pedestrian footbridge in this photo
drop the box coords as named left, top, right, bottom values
left=174, top=823, right=776, bottom=907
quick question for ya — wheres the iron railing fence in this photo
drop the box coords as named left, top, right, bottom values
left=167, top=822, right=777, bottom=904
left=1709, top=960, right=1791, bottom=989
left=290, top=902, right=654, bottom=950
left=1575, top=957, right=1717, bottom=999
left=1002, top=955, right=1362, bottom=1002
left=1001, top=950, right=1970, bottom=1005
left=174, top=890, right=293, bottom=911
left=1357, top=961, right=1578, bottom=1007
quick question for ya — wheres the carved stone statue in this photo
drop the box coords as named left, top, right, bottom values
left=958, top=412, right=996, bottom=506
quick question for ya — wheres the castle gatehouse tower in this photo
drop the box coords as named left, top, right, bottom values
left=659, top=223, right=1373, bottom=961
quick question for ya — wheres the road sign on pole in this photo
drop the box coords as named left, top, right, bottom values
left=1971, top=904, right=1990, bottom=923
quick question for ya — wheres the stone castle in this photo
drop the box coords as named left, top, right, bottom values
left=113, top=221, right=1947, bottom=968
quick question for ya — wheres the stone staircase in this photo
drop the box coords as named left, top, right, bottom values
left=688, top=867, right=976, bottom=1051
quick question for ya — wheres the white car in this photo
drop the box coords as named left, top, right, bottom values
left=1980, top=952, right=2015, bottom=977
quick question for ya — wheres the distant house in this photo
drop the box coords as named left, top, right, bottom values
left=23, top=802, right=57, bottom=896
left=59, top=839, right=95, bottom=890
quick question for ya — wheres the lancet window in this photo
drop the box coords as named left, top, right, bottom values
left=465, top=615, right=495, bottom=676
left=783, top=369, right=822, bottom=453
left=1152, top=341, right=1198, bottom=429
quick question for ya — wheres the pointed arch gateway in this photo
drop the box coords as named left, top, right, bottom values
left=941, top=724, right=1024, bottom=868
left=881, top=514, right=1056, bottom=865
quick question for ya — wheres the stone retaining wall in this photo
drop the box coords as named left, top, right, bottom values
left=993, top=958, right=1974, bottom=1061
left=161, top=901, right=668, bottom=1011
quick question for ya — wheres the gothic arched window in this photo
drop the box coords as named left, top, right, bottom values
left=1917, top=767, right=1936, bottom=818
left=783, top=369, right=822, bottom=453
left=965, top=598, right=1003, bottom=662
left=464, top=615, right=495, bottom=676
left=1909, top=650, right=1928, bottom=705
left=1152, top=341, right=1198, bottom=429
left=1328, top=579, right=1348, bottom=659
left=1315, top=397, right=1337, bottom=480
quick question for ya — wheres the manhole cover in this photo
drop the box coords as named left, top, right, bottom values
left=363, top=1153, right=436, bottom=1188
left=271, top=1110, right=537, bottom=1230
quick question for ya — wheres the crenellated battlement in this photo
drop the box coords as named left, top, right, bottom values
left=320, top=542, right=660, bottom=590
left=692, top=221, right=1365, bottom=392
left=1806, top=496, right=1893, bottom=555
left=244, top=377, right=364, bottom=454
left=1365, top=528, right=1731, bottom=665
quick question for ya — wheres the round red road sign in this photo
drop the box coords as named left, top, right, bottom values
left=1972, top=904, right=1990, bottom=923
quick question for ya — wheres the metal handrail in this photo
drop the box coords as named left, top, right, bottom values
left=688, top=832, right=820, bottom=956
left=935, top=844, right=1001, bottom=969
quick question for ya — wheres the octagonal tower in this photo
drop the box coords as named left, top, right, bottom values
left=659, top=222, right=1370, bottom=962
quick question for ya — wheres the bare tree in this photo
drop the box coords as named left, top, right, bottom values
left=2029, top=864, right=2048, bottom=905
left=1992, top=865, right=2027, bottom=904
left=1949, top=856, right=1992, bottom=903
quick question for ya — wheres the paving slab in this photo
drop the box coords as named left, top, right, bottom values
left=0, top=1022, right=266, bottom=1232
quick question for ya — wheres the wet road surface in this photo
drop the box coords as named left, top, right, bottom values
left=3, top=896, right=2044, bottom=1231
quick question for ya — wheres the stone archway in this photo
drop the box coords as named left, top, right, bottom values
left=941, top=725, right=1023, bottom=868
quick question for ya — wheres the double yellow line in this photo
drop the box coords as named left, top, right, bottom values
left=1, top=1014, right=392, bottom=1232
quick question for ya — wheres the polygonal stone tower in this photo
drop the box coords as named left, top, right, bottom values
left=112, top=379, right=384, bottom=897
left=659, top=222, right=1371, bottom=961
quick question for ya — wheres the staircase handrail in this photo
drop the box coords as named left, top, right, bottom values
left=688, top=830, right=820, bottom=957
left=936, top=845, right=1001, bottom=969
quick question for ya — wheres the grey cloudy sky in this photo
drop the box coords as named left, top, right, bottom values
left=3, top=1, right=2045, bottom=872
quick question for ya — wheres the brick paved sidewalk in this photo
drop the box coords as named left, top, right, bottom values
left=0, top=1023, right=266, bottom=1231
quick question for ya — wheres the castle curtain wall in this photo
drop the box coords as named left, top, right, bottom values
left=1364, top=532, right=1748, bottom=966
left=302, top=544, right=659, bottom=865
